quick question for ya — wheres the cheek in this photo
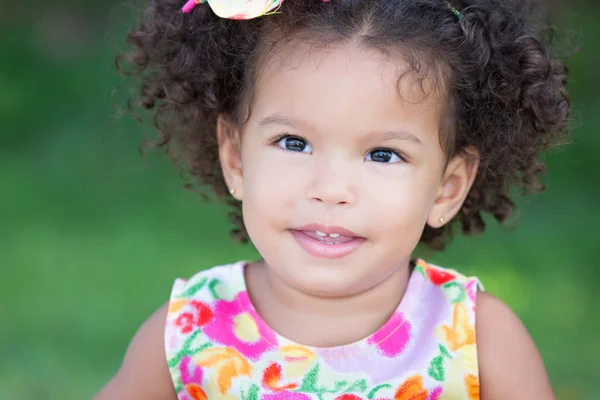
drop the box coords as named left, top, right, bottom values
left=241, top=146, right=306, bottom=224
left=363, top=167, right=438, bottom=234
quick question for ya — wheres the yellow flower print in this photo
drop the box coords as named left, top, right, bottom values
left=193, top=347, right=252, bottom=394
left=201, top=383, right=242, bottom=400
left=438, top=344, right=478, bottom=400
left=168, top=299, right=188, bottom=315
left=280, top=344, right=317, bottom=379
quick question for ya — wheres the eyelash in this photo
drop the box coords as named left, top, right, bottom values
left=271, top=134, right=309, bottom=151
left=270, top=134, right=407, bottom=164
left=367, top=147, right=407, bottom=164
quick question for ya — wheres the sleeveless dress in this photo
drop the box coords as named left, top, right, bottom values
left=164, top=259, right=483, bottom=400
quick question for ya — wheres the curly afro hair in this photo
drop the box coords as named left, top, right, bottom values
left=116, top=0, right=570, bottom=250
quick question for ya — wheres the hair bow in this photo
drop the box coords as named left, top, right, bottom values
left=182, top=0, right=284, bottom=19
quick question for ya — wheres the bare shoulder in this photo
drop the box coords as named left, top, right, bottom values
left=476, top=292, right=555, bottom=400
left=94, top=303, right=177, bottom=400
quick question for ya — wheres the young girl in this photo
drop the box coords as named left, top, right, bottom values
left=97, top=0, right=570, bottom=398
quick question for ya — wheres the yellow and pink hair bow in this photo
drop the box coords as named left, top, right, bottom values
left=181, top=0, right=284, bottom=19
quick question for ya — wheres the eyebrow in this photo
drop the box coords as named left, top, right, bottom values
left=258, top=114, right=422, bottom=145
left=368, top=130, right=423, bottom=145
left=258, top=115, right=312, bottom=129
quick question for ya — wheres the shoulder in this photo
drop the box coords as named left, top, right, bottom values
left=93, top=303, right=176, bottom=400
left=94, top=262, right=245, bottom=400
left=476, top=292, right=555, bottom=399
left=416, top=259, right=554, bottom=399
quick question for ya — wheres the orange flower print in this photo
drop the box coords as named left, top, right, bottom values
left=194, top=347, right=252, bottom=394
left=186, top=383, right=208, bottom=400
left=262, top=362, right=298, bottom=392
left=394, top=375, right=428, bottom=400
left=465, top=374, right=480, bottom=400
left=439, top=303, right=476, bottom=352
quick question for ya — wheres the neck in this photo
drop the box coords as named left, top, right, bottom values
left=245, top=259, right=413, bottom=347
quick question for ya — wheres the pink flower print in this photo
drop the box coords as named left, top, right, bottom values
left=176, top=300, right=214, bottom=334
left=466, top=279, right=480, bottom=312
left=203, top=291, right=277, bottom=360
left=179, top=356, right=207, bottom=400
left=367, top=312, right=411, bottom=357
left=428, top=386, right=443, bottom=400
left=180, top=355, right=203, bottom=385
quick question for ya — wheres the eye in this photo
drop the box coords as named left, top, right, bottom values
left=365, top=148, right=403, bottom=163
left=276, top=135, right=312, bottom=153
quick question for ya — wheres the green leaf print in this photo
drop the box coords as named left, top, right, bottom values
left=299, top=364, right=368, bottom=396
left=208, top=278, right=222, bottom=300
left=442, top=281, right=466, bottom=304
left=428, top=354, right=445, bottom=382
left=342, top=379, right=367, bottom=393
left=328, top=380, right=348, bottom=393
left=299, top=364, right=321, bottom=392
left=367, top=384, right=393, bottom=399
left=439, top=344, right=452, bottom=359
left=178, top=277, right=208, bottom=298
left=167, top=330, right=211, bottom=368
left=414, top=265, right=426, bottom=278
left=241, top=383, right=260, bottom=400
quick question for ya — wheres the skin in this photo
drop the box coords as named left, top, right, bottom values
left=95, top=40, right=555, bottom=400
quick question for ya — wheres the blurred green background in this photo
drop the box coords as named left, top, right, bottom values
left=1, top=1, right=599, bottom=399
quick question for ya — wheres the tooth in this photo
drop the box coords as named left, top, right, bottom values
left=316, top=231, right=327, bottom=237
left=329, top=233, right=340, bottom=238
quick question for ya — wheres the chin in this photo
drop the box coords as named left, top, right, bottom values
left=283, top=264, right=366, bottom=297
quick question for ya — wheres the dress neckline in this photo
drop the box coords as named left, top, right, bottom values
left=233, top=260, right=422, bottom=357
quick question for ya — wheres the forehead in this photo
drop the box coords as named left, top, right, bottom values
left=249, top=40, right=446, bottom=145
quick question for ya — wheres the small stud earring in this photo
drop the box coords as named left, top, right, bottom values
left=229, top=188, right=235, bottom=196
left=440, top=217, right=445, bottom=224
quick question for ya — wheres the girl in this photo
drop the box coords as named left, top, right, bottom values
left=97, top=0, right=570, bottom=398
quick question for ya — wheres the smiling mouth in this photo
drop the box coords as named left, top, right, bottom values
left=300, top=230, right=357, bottom=244
left=290, top=224, right=365, bottom=259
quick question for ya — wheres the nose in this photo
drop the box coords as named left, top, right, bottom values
left=305, top=159, right=358, bottom=206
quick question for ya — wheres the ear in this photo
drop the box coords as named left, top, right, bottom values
left=217, top=114, right=244, bottom=200
left=427, top=146, right=479, bottom=228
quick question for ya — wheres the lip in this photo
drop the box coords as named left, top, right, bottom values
left=293, top=224, right=363, bottom=238
left=290, top=223, right=365, bottom=259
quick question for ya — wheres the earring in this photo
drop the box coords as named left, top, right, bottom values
left=229, top=188, right=235, bottom=196
left=440, top=217, right=445, bottom=224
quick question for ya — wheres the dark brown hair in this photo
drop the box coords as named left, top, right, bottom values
left=117, top=0, right=570, bottom=249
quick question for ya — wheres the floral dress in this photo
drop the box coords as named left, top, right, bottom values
left=165, top=259, right=483, bottom=400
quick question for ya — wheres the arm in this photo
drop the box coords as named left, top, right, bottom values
left=477, top=292, right=555, bottom=400
left=94, top=303, right=177, bottom=400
